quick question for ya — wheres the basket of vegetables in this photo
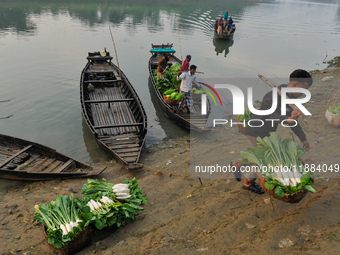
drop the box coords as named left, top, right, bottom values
left=191, top=88, right=205, bottom=102
left=34, top=195, right=91, bottom=255
left=163, top=88, right=183, bottom=106
left=241, top=132, right=315, bottom=203
left=78, top=178, right=147, bottom=231
left=326, top=88, right=340, bottom=127
left=236, top=109, right=253, bottom=135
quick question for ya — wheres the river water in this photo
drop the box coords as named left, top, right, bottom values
left=0, top=0, right=339, bottom=168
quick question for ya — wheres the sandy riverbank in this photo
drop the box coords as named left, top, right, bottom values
left=1, top=66, right=340, bottom=255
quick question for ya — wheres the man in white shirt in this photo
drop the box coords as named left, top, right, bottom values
left=177, top=65, right=197, bottom=112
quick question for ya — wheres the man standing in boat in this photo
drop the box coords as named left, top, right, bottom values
left=177, top=65, right=197, bottom=113
left=157, top=54, right=170, bottom=78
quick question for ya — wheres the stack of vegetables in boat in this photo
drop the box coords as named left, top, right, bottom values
left=241, top=132, right=315, bottom=203
left=153, top=64, right=183, bottom=105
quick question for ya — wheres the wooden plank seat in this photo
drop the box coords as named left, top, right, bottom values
left=0, top=145, right=33, bottom=168
left=94, top=123, right=144, bottom=129
left=84, top=80, right=120, bottom=83
left=87, top=56, right=112, bottom=61
left=85, top=98, right=134, bottom=103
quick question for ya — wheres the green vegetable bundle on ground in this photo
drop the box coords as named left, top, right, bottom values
left=237, top=109, right=253, bottom=126
left=241, top=132, right=315, bottom=197
left=34, top=195, right=87, bottom=248
left=78, top=178, right=146, bottom=230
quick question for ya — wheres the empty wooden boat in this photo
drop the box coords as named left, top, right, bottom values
left=0, top=134, right=106, bottom=181
left=148, top=43, right=210, bottom=131
left=80, top=50, right=147, bottom=169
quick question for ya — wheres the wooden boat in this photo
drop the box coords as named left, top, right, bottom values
left=80, top=50, right=147, bottom=169
left=214, top=19, right=235, bottom=40
left=0, top=134, right=106, bottom=181
left=148, top=43, right=210, bottom=131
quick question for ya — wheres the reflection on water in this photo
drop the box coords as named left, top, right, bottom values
left=147, top=77, right=187, bottom=142
left=0, top=0, right=339, bottom=164
left=213, top=38, right=234, bottom=57
left=81, top=118, right=113, bottom=163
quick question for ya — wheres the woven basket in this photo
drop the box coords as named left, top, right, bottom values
left=43, top=225, right=91, bottom=255
left=191, top=93, right=202, bottom=102
left=163, top=94, right=179, bottom=106
left=325, top=109, right=340, bottom=128
left=257, top=174, right=308, bottom=203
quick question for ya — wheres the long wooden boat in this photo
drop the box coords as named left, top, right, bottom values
left=148, top=43, right=210, bottom=131
left=80, top=50, right=147, bottom=169
left=213, top=19, right=236, bottom=40
left=0, top=134, right=106, bottom=181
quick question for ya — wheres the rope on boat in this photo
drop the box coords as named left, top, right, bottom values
left=133, top=163, right=190, bottom=178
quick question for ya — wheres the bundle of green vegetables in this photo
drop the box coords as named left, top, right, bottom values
left=191, top=88, right=205, bottom=94
left=237, top=109, right=253, bottom=126
left=328, top=105, right=340, bottom=115
left=34, top=195, right=87, bottom=248
left=78, top=178, right=146, bottom=230
left=154, top=63, right=182, bottom=92
left=241, top=132, right=315, bottom=197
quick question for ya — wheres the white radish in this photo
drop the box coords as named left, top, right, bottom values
left=113, top=188, right=130, bottom=193
left=90, top=200, right=100, bottom=210
left=281, top=169, right=290, bottom=186
left=65, top=223, right=72, bottom=233
left=275, top=169, right=286, bottom=186
left=287, top=169, right=297, bottom=187
left=115, top=192, right=130, bottom=196
left=292, top=166, right=301, bottom=184
left=76, top=219, right=82, bottom=223
left=60, top=224, right=68, bottom=236
left=100, top=198, right=107, bottom=204
left=116, top=194, right=131, bottom=199
left=113, top=184, right=129, bottom=189
left=87, top=201, right=95, bottom=212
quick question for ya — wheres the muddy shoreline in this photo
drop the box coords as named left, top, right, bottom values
left=1, top=66, right=340, bottom=255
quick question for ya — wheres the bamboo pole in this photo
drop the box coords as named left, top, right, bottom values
left=176, top=23, right=183, bottom=62
left=109, top=26, right=122, bottom=79
left=258, top=74, right=307, bottom=122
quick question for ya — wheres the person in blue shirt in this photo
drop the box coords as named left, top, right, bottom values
left=223, top=10, right=229, bottom=21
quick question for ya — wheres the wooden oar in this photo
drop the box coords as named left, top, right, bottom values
left=109, top=26, right=122, bottom=79
left=258, top=74, right=307, bottom=122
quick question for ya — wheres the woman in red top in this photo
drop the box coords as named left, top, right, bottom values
left=180, top=55, right=191, bottom=72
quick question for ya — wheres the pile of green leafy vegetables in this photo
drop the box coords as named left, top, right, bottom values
left=237, top=109, right=253, bottom=127
left=33, top=178, right=146, bottom=248
left=154, top=63, right=182, bottom=93
left=34, top=195, right=88, bottom=248
left=241, top=132, right=315, bottom=197
left=77, top=178, right=146, bottom=230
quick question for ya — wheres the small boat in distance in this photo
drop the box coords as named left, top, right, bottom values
left=148, top=43, right=211, bottom=131
left=214, top=18, right=236, bottom=40
left=0, top=134, right=106, bottom=181
left=80, top=50, right=147, bottom=169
